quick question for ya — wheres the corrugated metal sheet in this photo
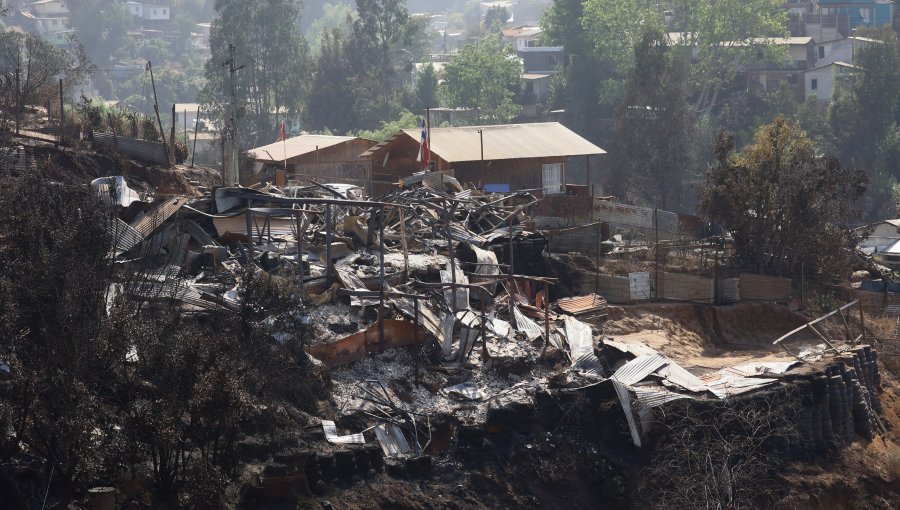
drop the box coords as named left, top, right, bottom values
left=513, top=305, right=543, bottom=341
left=556, top=294, right=607, bottom=315
left=249, top=134, right=358, bottom=162
left=448, top=222, right=488, bottom=245
left=564, top=315, right=594, bottom=364
left=130, top=197, right=189, bottom=238
left=593, top=200, right=679, bottom=239
left=211, top=213, right=297, bottom=239
left=739, top=273, right=792, bottom=303
left=611, top=353, right=668, bottom=386
left=106, top=216, right=144, bottom=255
left=94, top=132, right=168, bottom=165
left=214, top=187, right=243, bottom=213
left=374, top=423, right=410, bottom=456
left=323, top=420, right=365, bottom=445
left=396, top=122, right=605, bottom=163
left=729, top=360, right=800, bottom=376
left=612, top=379, right=643, bottom=446
left=633, top=386, right=693, bottom=407
left=604, top=339, right=660, bottom=357
left=656, top=360, right=706, bottom=393
left=717, top=277, right=740, bottom=304
left=700, top=368, right=779, bottom=398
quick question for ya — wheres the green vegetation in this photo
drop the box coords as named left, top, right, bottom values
left=440, top=35, right=522, bottom=123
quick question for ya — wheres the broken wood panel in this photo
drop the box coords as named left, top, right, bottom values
left=306, top=320, right=427, bottom=368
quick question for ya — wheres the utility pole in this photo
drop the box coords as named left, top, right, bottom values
left=58, top=78, right=64, bottom=144
left=147, top=62, right=171, bottom=166
left=223, top=43, right=245, bottom=186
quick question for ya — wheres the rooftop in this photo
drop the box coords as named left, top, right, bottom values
left=249, top=134, right=363, bottom=162
left=361, top=122, right=605, bottom=163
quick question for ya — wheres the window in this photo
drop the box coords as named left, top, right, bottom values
left=152, top=8, right=157, bottom=15
left=811, top=78, right=818, bottom=90
left=859, top=7, right=870, bottom=23
left=542, top=163, right=564, bottom=194
left=818, top=46, right=825, bottom=59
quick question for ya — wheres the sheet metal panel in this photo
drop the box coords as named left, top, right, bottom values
left=633, top=387, right=693, bottom=407
left=106, top=216, right=144, bottom=255
left=739, top=273, right=792, bottom=303
left=130, top=197, right=189, bottom=238
left=564, top=315, right=594, bottom=365
left=93, top=132, right=168, bottom=165
left=611, top=353, right=668, bottom=386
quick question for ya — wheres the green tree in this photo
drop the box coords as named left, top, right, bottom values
left=414, top=62, right=439, bottom=112
left=483, top=6, right=510, bottom=31
left=202, top=0, right=311, bottom=147
left=306, top=28, right=356, bottom=133
left=441, top=35, right=522, bottom=123
left=610, top=28, right=694, bottom=209
left=307, top=2, right=358, bottom=55
left=700, top=118, right=866, bottom=276
left=66, top=0, right=133, bottom=65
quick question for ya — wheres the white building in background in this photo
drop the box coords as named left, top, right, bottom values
left=28, top=0, right=68, bottom=16
left=804, top=61, right=858, bottom=102
left=124, top=1, right=170, bottom=21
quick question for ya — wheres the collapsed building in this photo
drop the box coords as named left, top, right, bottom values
left=90, top=160, right=895, bottom=506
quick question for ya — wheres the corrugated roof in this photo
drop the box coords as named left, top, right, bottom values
left=556, top=294, right=607, bottom=315
left=611, top=354, right=668, bottom=386
left=248, top=134, right=359, bottom=162
left=395, top=122, right=605, bottom=163
left=501, top=25, right=543, bottom=38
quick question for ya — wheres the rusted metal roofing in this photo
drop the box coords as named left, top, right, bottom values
left=248, top=134, right=359, bottom=162
left=362, top=122, right=605, bottom=163
left=556, top=293, right=607, bottom=315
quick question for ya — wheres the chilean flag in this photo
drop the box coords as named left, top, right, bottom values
left=416, top=119, right=429, bottom=170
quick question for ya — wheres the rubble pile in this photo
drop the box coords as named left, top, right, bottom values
left=93, top=168, right=892, bottom=506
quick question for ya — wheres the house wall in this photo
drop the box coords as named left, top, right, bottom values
left=859, top=222, right=900, bottom=252
left=32, top=1, right=68, bottom=16
left=805, top=66, right=836, bottom=101
left=440, top=157, right=567, bottom=194
left=256, top=139, right=378, bottom=192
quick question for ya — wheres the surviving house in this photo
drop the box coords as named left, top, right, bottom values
left=28, top=0, right=68, bottom=16
left=517, top=46, right=564, bottom=74
left=359, top=122, right=605, bottom=195
left=502, top=25, right=543, bottom=50
left=124, top=1, right=171, bottom=21
left=743, top=37, right=817, bottom=99
left=856, top=219, right=900, bottom=254
left=248, top=135, right=378, bottom=192
left=804, top=61, right=858, bottom=101
left=815, top=35, right=884, bottom=65
left=811, top=0, right=894, bottom=36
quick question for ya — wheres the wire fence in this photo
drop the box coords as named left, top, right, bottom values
left=537, top=195, right=840, bottom=309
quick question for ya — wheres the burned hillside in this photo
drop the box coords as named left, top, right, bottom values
left=0, top=136, right=897, bottom=510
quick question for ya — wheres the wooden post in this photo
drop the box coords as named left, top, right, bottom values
left=58, top=78, right=64, bottom=144
left=378, top=208, right=386, bottom=353
left=508, top=216, right=514, bottom=274
left=14, top=67, right=19, bottom=135
left=859, top=299, right=866, bottom=344
left=325, top=204, right=333, bottom=287
left=147, top=62, right=170, bottom=166
left=170, top=103, right=176, bottom=164
left=399, top=207, right=409, bottom=276
left=191, top=105, right=200, bottom=168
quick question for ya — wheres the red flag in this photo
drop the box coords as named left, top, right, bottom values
left=279, top=121, right=286, bottom=141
